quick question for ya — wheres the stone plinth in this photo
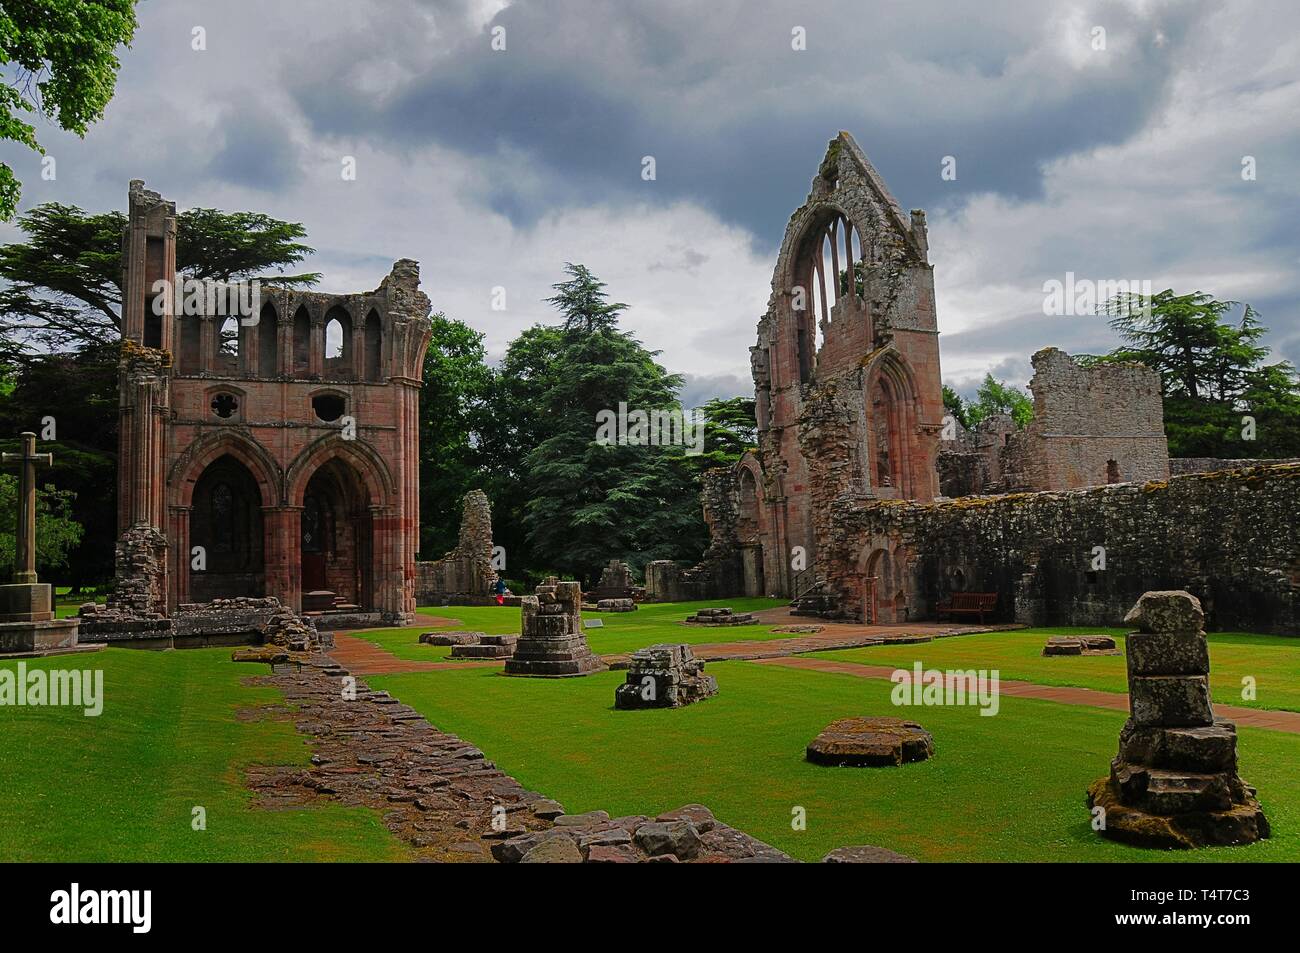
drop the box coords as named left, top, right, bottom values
left=419, top=631, right=483, bottom=646
left=0, top=582, right=81, bottom=655
left=1087, top=590, right=1269, bottom=848
left=595, top=598, right=636, bottom=612
left=806, top=716, right=934, bottom=767
left=684, top=607, right=758, bottom=626
left=503, top=578, right=606, bottom=677
left=614, top=643, right=717, bottom=709
left=450, top=634, right=518, bottom=659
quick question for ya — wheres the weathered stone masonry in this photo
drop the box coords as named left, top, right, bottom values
left=111, top=180, right=432, bottom=627
left=819, top=464, right=1300, bottom=635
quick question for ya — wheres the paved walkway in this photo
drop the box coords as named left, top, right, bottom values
left=753, top=656, right=1300, bottom=735
left=330, top=612, right=1300, bottom=736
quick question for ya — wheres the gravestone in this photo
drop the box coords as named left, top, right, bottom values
left=0, top=433, right=81, bottom=655
left=1086, top=590, right=1269, bottom=848
left=503, top=578, right=607, bottom=677
left=614, top=643, right=717, bottom=709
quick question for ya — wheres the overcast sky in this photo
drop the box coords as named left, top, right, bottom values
left=3, top=0, right=1297, bottom=405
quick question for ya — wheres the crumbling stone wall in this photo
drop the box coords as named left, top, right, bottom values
left=415, top=489, right=497, bottom=605
left=1170, top=457, right=1300, bottom=476
left=820, top=463, right=1300, bottom=635
left=1002, top=348, right=1169, bottom=491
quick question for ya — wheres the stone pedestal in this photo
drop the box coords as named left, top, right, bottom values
left=1087, top=591, right=1269, bottom=848
left=0, top=582, right=80, bottom=654
left=503, top=578, right=606, bottom=677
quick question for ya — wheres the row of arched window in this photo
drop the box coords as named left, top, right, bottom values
left=175, top=302, right=385, bottom=381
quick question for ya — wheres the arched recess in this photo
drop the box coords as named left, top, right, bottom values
left=189, top=454, right=266, bottom=602
left=784, top=204, right=868, bottom=385
left=292, top=304, right=312, bottom=376
left=363, top=309, right=383, bottom=380
left=300, top=457, right=373, bottom=607
left=859, top=535, right=910, bottom=624
left=735, top=461, right=766, bottom=598
left=216, top=316, right=241, bottom=374
left=323, top=305, right=353, bottom=379
left=863, top=349, right=921, bottom=499
left=284, top=435, right=395, bottom=510
left=169, top=430, right=283, bottom=509
left=257, top=300, right=279, bottom=377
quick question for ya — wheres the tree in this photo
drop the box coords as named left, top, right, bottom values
left=418, top=313, right=495, bottom=558
left=0, top=1, right=139, bottom=220
left=942, top=384, right=970, bottom=429
left=0, top=201, right=322, bottom=588
left=545, top=263, right=627, bottom=337
left=966, top=374, right=1033, bottom=429
left=520, top=263, right=703, bottom=586
left=0, top=477, right=82, bottom=577
left=0, top=203, right=320, bottom=353
left=1095, top=290, right=1300, bottom=457
left=696, top=396, right=756, bottom=465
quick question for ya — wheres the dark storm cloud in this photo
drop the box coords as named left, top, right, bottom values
left=205, top=107, right=303, bottom=193
left=284, top=0, right=1208, bottom=242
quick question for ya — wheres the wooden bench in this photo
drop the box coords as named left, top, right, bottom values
left=936, top=592, right=998, bottom=623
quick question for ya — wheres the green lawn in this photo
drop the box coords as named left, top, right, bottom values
left=370, top=660, right=1300, bottom=863
left=0, top=648, right=409, bottom=862
left=817, top=628, right=1300, bottom=713
left=359, top=598, right=792, bottom=662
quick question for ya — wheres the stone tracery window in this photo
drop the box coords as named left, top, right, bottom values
left=795, top=210, right=867, bottom=383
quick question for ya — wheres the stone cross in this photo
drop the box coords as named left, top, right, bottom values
left=2, top=432, right=53, bottom=584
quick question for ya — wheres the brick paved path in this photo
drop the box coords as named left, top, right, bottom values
left=753, top=656, right=1300, bottom=734
left=331, top=615, right=1300, bottom=735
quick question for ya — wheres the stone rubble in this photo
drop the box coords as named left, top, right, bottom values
left=1042, top=634, right=1119, bottom=656
left=683, top=607, right=759, bottom=626
left=614, top=643, right=718, bottom=709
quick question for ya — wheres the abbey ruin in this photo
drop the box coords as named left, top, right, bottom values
left=652, top=133, right=1299, bottom=636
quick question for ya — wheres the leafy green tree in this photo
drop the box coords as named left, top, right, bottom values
left=520, top=263, right=703, bottom=586
left=0, top=202, right=321, bottom=588
left=0, top=476, right=82, bottom=577
left=966, top=374, right=1033, bottom=429
left=942, top=384, right=970, bottom=429
left=418, top=313, right=495, bottom=557
left=694, top=396, right=757, bottom=469
left=0, top=203, right=319, bottom=352
left=1096, top=290, right=1300, bottom=457
left=0, top=1, right=139, bottom=220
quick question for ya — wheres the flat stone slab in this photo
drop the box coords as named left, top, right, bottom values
left=1043, top=634, right=1119, bottom=657
left=806, top=716, right=934, bottom=767
left=822, top=845, right=918, bottom=863
left=419, top=631, right=483, bottom=646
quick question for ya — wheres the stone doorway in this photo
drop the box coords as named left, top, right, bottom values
left=301, top=458, right=373, bottom=611
left=190, top=454, right=265, bottom=601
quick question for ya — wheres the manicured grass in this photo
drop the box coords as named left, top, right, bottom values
left=357, top=598, right=792, bottom=662
left=817, top=628, right=1300, bottom=713
left=0, top=648, right=409, bottom=862
left=370, top=660, right=1300, bottom=862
